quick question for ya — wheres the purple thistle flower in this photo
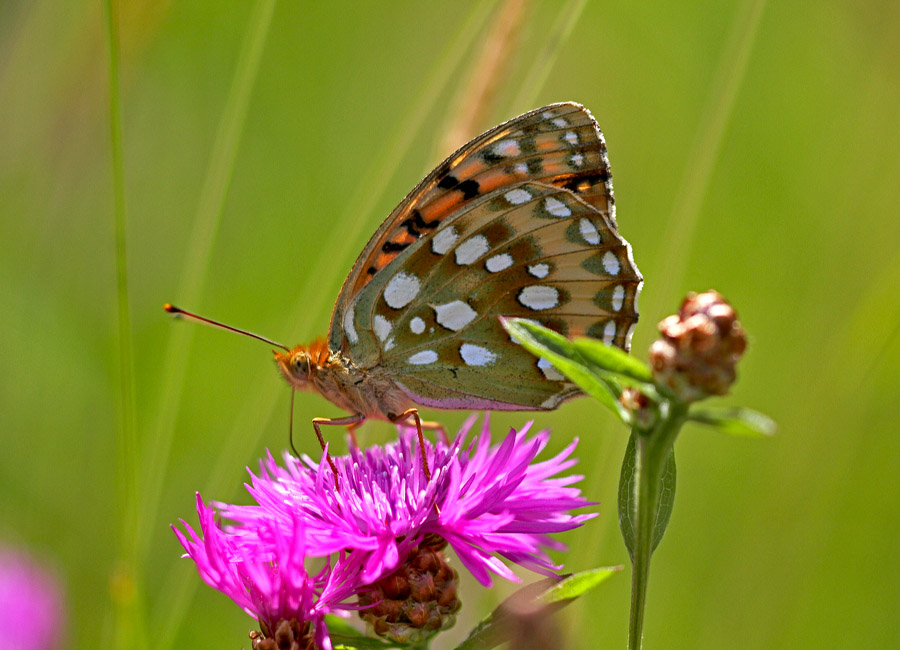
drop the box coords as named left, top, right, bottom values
left=220, top=415, right=596, bottom=587
left=173, top=494, right=362, bottom=650
left=0, top=545, right=65, bottom=650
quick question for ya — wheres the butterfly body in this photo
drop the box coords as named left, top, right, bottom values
left=273, top=103, right=641, bottom=431
left=275, top=344, right=413, bottom=422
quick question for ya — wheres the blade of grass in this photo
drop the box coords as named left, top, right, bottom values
left=104, top=0, right=143, bottom=648
left=438, top=0, right=526, bottom=156
left=646, top=0, right=767, bottom=320
left=138, top=0, right=277, bottom=562
left=509, top=0, right=589, bottom=111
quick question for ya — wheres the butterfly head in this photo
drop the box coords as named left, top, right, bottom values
left=273, top=339, right=331, bottom=390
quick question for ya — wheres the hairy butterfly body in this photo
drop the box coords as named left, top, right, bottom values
left=272, top=102, right=642, bottom=435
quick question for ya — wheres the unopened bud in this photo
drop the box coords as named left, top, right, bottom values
left=649, top=291, right=747, bottom=402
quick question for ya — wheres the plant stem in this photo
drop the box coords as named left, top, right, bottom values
left=627, top=404, right=687, bottom=650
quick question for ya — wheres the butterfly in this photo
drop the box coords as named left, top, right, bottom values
left=169, top=102, right=642, bottom=456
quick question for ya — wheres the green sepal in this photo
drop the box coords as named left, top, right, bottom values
left=687, top=406, right=776, bottom=438
left=454, top=568, right=620, bottom=650
left=617, top=432, right=677, bottom=561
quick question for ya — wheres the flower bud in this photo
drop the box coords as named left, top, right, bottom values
left=358, top=537, right=461, bottom=644
left=649, top=291, right=747, bottom=402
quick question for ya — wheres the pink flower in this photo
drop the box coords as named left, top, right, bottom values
left=221, top=415, right=595, bottom=587
left=173, top=495, right=360, bottom=649
left=0, top=545, right=65, bottom=650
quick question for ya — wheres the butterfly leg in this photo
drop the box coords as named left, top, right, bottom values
left=389, top=408, right=434, bottom=482
left=312, top=414, right=366, bottom=482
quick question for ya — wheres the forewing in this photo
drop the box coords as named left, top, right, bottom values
left=338, top=182, right=642, bottom=411
left=328, top=102, right=618, bottom=351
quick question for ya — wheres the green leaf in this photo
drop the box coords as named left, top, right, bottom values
left=325, top=616, right=395, bottom=649
left=617, top=433, right=677, bottom=560
left=539, top=566, right=622, bottom=604
left=569, top=334, right=653, bottom=382
left=454, top=569, right=619, bottom=650
left=653, top=445, right=677, bottom=552
left=502, top=318, right=630, bottom=422
left=688, top=406, right=776, bottom=438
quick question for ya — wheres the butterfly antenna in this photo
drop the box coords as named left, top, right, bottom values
left=164, top=303, right=290, bottom=352
left=288, top=389, right=301, bottom=458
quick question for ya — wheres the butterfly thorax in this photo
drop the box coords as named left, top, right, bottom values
left=274, top=339, right=411, bottom=421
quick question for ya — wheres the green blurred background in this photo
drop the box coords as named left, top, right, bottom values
left=2, top=0, right=898, bottom=648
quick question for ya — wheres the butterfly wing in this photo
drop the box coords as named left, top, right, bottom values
left=328, top=102, right=619, bottom=352
left=336, top=181, right=641, bottom=411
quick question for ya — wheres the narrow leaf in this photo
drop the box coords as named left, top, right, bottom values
left=504, top=318, right=660, bottom=399
left=617, top=433, right=637, bottom=559
left=455, top=569, right=617, bottom=650
left=503, top=318, right=630, bottom=422
left=617, top=433, right=677, bottom=560
left=688, top=406, right=776, bottom=438
left=539, top=566, right=622, bottom=603
left=570, top=334, right=653, bottom=382
left=652, top=446, right=677, bottom=552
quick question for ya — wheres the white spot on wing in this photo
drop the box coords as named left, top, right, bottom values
left=625, top=322, right=637, bottom=350
left=542, top=111, right=554, bottom=119
left=611, top=285, right=625, bottom=311
left=494, top=139, right=520, bottom=157
left=505, top=188, right=532, bottom=205
left=343, top=305, right=359, bottom=344
left=460, top=343, right=497, bottom=367
left=570, top=153, right=585, bottom=168
left=564, top=131, right=579, bottom=145
left=518, top=285, right=559, bottom=311
left=537, top=357, right=565, bottom=381
left=431, top=227, right=458, bottom=255
left=579, top=218, right=601, bottom=245
left=433, top=300, right=478, bottom=331
left=513, top=162, right=528, bottom=176
left=408, top=350, right=439, bottom=365
left=485, top=252, right=513, bottom=273
left=455, top=234, right=490, bottom=265
left=528, top=263, right=549, bottom=278
left=373, top=315, right=392, bottom=342
left=602, top=251, right=620, bottom=275
left=545, top=196, right=571, bottom=217
left=552, top=117, right=568, bottom=128
left=603, top=320, right=617, bottom=345
left=410, top=316, right=425, bottom=334
left=384, top=272, right=420, bottom=309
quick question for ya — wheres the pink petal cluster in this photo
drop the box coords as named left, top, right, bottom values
left=221, top=415, right=595, bottom=586
left=173, top=496, right=358, bottom=649
left=0, top=545, right=65, bottom=650
left=174, top=416, right=595, bottom=646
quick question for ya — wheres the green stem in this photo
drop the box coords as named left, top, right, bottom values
left=627, top=404, right=687, bottom=650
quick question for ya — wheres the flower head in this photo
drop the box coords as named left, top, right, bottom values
left=649, top=290, right=747, bottom=401
left=173, top=494, right=360, bottom=650
left=0, top=545, right=65, bottom=650
left=221, top=415, right=595, bottom=587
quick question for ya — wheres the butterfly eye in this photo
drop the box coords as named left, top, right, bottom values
left=292, top=354, right=311, bottom=376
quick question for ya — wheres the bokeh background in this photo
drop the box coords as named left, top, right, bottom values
left=2, top=1, right=899, bottom=648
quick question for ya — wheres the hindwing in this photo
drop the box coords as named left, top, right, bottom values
left=335, top=181, right=642, bottom=411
